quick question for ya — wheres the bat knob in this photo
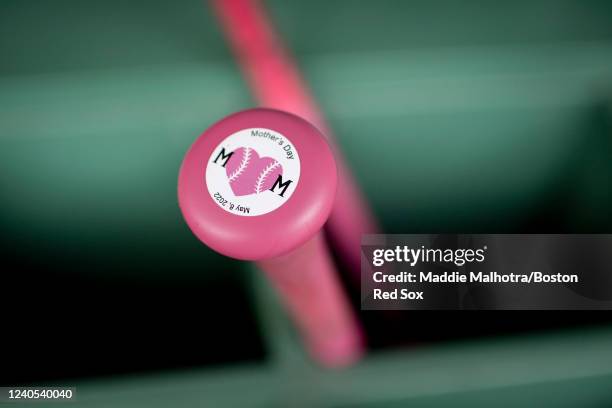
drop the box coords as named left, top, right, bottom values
left=178, top=108, right=337, bottom=261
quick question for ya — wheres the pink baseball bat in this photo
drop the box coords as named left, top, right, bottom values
left=211, top=0, right=379, bottom=275
left=178, top=108, right=363, bottom=367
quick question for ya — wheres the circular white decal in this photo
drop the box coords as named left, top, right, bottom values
left=205, top=128, right=301, bottom=216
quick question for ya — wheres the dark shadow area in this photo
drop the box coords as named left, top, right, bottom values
left=0, top=247, right=266, bottom=384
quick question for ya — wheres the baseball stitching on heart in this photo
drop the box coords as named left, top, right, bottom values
left=225, top=146, right=283, bottom=196
left=254, top=162, right=281, bottom=194
left=227, top=147, right=252, bottom=182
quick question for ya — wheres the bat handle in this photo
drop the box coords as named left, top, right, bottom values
left=258, top=232, right=364, bottom=367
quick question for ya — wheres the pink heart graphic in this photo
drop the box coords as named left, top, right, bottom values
left=225, top=147, right=283, bottom=196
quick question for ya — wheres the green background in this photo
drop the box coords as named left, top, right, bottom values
left=1, top=0, right=612, bottom=406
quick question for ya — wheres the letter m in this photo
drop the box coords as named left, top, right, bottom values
left=213, top=148, right=234, bottom=167
left=270, top=175, right=293, bottom=197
